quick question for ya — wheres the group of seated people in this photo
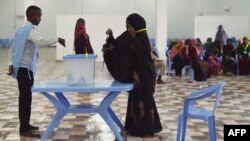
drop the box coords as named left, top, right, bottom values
left=166, top=36, right=250, bottom=81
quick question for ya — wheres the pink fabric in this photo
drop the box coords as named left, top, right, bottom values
left=208, top=56, right=221, bottom=74
left=74, top=23, right=94, bottom=54
left=75, top=25, right=88, bottom=39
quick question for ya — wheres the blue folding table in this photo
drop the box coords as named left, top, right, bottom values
left=32, top=80, right=133, bottom=141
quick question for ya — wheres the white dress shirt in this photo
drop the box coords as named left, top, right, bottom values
left=9, top=21, right=58, bottom=67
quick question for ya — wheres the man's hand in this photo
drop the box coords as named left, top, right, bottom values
left=58, top=38, right=65, bottom=47
left=7, top=65, right=13, bottom=76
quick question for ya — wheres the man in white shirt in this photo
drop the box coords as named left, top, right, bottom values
left=8, top=5, right=65, bottom=138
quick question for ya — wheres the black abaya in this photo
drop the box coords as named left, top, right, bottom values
left=102, top=13, right=162, bottom=137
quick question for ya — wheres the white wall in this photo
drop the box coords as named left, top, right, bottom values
left=194, top=16, right=249, bottom=43
left=56, top=15, right=126, bottom=61
left=0, top=0, right=16, bottom=38
left=1, top=0, right=250, bottom=41
left=167, top=0, right=250, bottom=39
left=167, top=0, right=197, bottom=39
left=200, top=0, right=250, bottom=35
left=34, top=0, right=155, bottom=39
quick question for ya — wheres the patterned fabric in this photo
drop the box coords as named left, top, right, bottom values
left=208, top=56, right=221, bottom=75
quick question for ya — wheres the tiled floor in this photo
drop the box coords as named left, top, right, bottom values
left=0, top=47, right=250, bottom=141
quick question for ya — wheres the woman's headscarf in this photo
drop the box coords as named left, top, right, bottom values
left=126, top=13, right=152, bottom=58
left=75, top=18, right=88, bottom=38
left=74, top=18, right=94, bottom=54
left=126, top=13, right=146, bottom=32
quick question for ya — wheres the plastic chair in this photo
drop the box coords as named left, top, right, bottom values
left=166, top=50, right=173, bottom=76
left=176, top=82, right=225, bottom=141
left=181, top=65, right=194, bottom=82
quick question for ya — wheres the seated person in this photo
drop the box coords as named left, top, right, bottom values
left=151, top=50, right=166, bottom=84
left=222, top=38, right=237, bottom=75
left=204, top=40, right=222, bottom=75
left=181, top=39, right=210, bottom=81
left=166, top=39, right=177, bottom=57
left=194, top=38, right=204, bottom=60
left=151, top=44, right=166, bottom=84
left=203, top=37, right=213, bottom=51
left=237, top=37, right=250, bottom=75
left=170, top=40, right=184, bottom=76
left=74, top=18, right=94, bottom=54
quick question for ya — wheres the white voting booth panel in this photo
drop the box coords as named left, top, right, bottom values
left=194, top=16, right=248, bottom=43
left=56, top=15, right=126, bottom=62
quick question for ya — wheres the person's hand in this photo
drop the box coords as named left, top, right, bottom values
left=106, top=28, right=113, bottom=37
left=127, top=24, right=135, bottom=38
left=7, top=65, right=13, bottom=76
left=58, top=37, right=65, bottom=47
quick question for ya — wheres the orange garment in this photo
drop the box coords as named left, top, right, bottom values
left=170, top=43, right=184, bottom=60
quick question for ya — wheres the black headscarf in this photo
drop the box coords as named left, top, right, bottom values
left=125, top=13, right=162, bottom=136
left=126, top=13, right=146, bottom=31
left=126, top=13, right=152, bottom=63
left=102, top=13, right=153, bottom=83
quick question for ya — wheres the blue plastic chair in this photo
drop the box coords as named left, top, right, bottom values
left=181, top=65, right=194, bottom=81
left=176, top=82, right=225, bottom=141
left=166, top=50, right=173, bottom=76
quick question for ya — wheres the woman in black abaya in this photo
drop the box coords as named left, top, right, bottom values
left=103, top=13, right=162, bottom=140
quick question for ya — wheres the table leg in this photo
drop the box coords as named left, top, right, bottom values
left=98, top=91, right=124, bottom=141
left=108, top=107, right=125, bottom=131
left=41, top=92, right=68, bottom=141
left=55, top=92, right=70, bottom=107
left=41, top=111, right=67, bottom=141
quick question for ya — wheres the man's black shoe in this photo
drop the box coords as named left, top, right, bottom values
left=20, top=130, right=40, bottom=138
left=28, top=125, right=39, bottom=130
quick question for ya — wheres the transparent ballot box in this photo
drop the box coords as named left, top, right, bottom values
left=63, top=54, right=96, bottom=85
